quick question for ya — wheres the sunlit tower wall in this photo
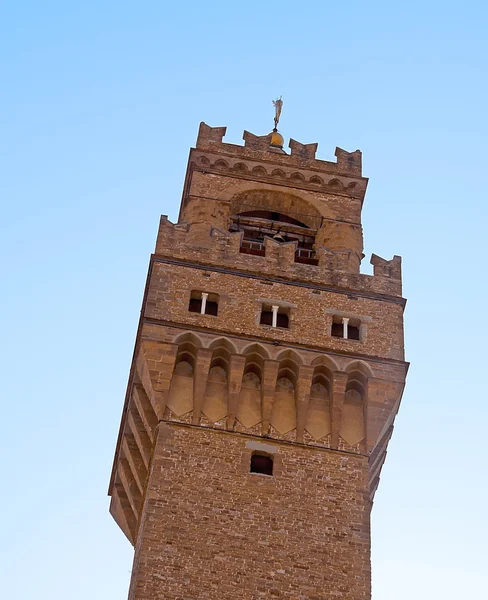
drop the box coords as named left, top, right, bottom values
left=109, top=121, right=408, bottom=600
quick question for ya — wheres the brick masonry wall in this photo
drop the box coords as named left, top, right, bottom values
left=181, top=169, right=364, bottom=229
left=129, top=423, right=371, bottom=600
left=145, top=262, right=405, bottom=361
left=154, top=220, right=403, bottom=298
left=109, top=123, right=408, bottom=600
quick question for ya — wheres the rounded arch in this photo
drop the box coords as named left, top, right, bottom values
left=271, top=168, right=286, bottom=179
left=230, top=189, right=322, bottom=230
left=233, top=162, right=248, bottom=173
left=289, top=172, right=305, bottom=182
left=309, top=175, right=324, bottom=185
left=213, top=159, right=229, bottom=169
left=328, top=178, right=344, bottom=190
left=252, top=165, right=267, bottom=176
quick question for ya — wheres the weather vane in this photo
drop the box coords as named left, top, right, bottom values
left=272, top=96, right=283, bottom=131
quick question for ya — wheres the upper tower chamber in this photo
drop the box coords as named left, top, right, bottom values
left=109, top=120, right=408, bottom=600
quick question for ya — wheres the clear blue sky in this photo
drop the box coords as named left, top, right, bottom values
left=1, top=2, right=487, bottom=598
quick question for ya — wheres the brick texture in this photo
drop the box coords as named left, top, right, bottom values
left=108, top=122, right=408, bottom=599
left=130, top=424, right=371, bottom=600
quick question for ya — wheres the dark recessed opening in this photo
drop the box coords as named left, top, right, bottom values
left=238, top=210, right=309, bottom=228
left=250, top=453, right=273, bottom=476
left=331, top=322, right=343, bottom=337
left=348, top=325, right=360, bottom=340
left=188, top=298, right=202, bottom=313
left=260, top=307, right=289, bottom=329
left=276, top=313, right=289, bottom=328
left=205, top=300, right=218, bottom=316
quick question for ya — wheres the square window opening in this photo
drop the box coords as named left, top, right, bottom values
left=250, top=452, right=273, bottom=476
left=331, top=315, right=361, bottom=341
left=188, top=291, right=219, bottom=316
left=260, top=304, right=290, bottom=329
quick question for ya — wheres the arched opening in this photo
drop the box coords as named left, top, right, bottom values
left=229, top=190, right=321, bottom=264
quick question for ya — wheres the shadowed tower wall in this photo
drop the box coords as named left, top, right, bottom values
left=109, top=122, right=408, bottom=599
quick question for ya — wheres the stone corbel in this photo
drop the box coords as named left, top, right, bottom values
left=330, top=371, right=348, bottom=449
left=226, top=354, right=247, bottom=430
left=366, top=378, right=404, bottom=454
left=132, top=384, right=158, bottom=442
left=121, top=434, right=146, bottom=495
left=261, top=360, right=280, bottom=436
left=141, top=341, right=178, bottom=419
left=192, top=348, right=213, bottom=425
left=295, top=365, right=314, bottom=443
left=126, top=410, right=152, bottom=469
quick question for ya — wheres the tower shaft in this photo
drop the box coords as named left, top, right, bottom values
left=109, top=122, right=408, bottom=599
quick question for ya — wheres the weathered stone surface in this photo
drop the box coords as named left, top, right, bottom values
left=108, top=122, right=408, bottom=600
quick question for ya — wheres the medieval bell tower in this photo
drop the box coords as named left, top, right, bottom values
left=109, top=115, right=408, bottom=600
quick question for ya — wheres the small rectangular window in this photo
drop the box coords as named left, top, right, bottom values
left=260, top=304, right=289, bottom=329
left=331, top=315, right=361, bottom=340
left=250, top=453, right=273, bottom=476
left=188, top=291, right=219, bottom=316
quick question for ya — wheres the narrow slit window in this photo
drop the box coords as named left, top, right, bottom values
left=260, top=304, right=289, bottom=329
left=188, top=291, right=219, bottom=316
left=250, top=453, right=273, bottom=476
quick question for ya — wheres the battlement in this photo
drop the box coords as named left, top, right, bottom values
left=196, top=122, right=364, bottom=178
left=155, top=216, right=404, bottom=299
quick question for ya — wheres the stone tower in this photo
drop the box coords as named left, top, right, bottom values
left=109, top=121, right=408, bottom=600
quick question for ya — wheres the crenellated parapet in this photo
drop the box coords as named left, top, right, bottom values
left=194, top=122, right=366, bottom=183
left=155, top=216, right=403, bottom=298
left=189, top=151, right=365, bottom=198
left=371, top=253, right=402, bottom=279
